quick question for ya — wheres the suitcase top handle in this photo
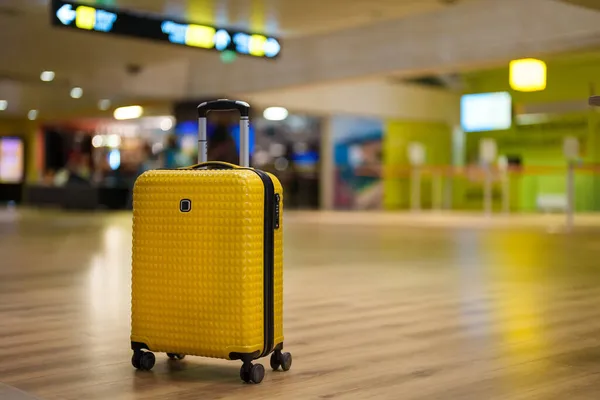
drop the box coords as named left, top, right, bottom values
left=181, top=161, right=241, bottom=170
left=197, top=99, right=250, bottom=118
left=196, top=99, right=251, bottom=167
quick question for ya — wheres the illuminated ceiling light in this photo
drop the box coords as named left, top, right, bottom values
left=91, top=135, right=103, bottom=148
left=263, top=106, right=288, bottom=121
left=40, top=71, right=55, bottom=82
left=107, top=134, right=121, bottom=148
left=113, top=105, right=143, bottom=120
left=0, top=100, right=7, bottom=111
left=70, top=87, right=83, bottom=99
left=160, top=117, right=173, bottom=131
left=509, top=58, right=546, bottom=92
left=98, top=99, right=111, bottom=110
left=28, top=109, right=38, bottom=120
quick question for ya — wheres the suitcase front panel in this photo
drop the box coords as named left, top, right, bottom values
left=131, top=169, right=266, bottom=359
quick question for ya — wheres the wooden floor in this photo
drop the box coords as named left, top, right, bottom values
left=2, top=209, right=600, bottom=399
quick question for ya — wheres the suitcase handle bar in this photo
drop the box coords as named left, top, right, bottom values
left=197, top=99, right=250, bottom=118
left=197, top=99, right=251, bottom=167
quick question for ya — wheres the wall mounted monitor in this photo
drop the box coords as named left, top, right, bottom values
left=50, top=0, right=281, bottom=58
left=460, top=92, right=512, bottom=132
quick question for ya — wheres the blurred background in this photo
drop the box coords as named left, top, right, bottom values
left=2, top=0, right=600, bottom=216
left=4, top=0, right=600, bottom=399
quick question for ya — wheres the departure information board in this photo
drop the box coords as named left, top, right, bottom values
left=50, top=0, right=281, bottom=58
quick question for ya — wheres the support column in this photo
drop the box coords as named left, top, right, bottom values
left=319, top=116, right=335, bottom=210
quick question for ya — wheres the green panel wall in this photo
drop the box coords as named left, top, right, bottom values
left=460, top=53, right=600, bottom=212
left=383, top=120, right=452, bottom=209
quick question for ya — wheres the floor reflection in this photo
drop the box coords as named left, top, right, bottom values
left=484, top=231, right=549, bottom=388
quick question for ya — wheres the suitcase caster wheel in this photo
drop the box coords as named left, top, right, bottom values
left=167, top=353, right=185, bottom=360
left=132, top=351, right=155, bottom=371
left=240, top=363, right=264, bottom=384
left=270, top=350, right=292, bottom=371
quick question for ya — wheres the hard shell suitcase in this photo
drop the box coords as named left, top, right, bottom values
left=130, top=99, right=291, bottom=384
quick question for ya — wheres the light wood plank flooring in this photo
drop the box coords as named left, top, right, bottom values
left=2, top=209, right=600, bottom=399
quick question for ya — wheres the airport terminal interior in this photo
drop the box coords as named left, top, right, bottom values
left=3, top=0, right=600, bottom=399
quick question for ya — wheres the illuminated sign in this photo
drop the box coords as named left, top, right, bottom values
left=50, top=0, right=281, bottom=59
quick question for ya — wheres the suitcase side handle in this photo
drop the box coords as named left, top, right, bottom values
left=197, top=99, right=251, bottom=167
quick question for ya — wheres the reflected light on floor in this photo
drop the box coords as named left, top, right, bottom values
left=484, top=232, right=547, bottom=371
left=86, top=225, right=130, bottom=336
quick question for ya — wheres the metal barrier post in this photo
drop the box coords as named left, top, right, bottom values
left=410, top=165, right=421, bottom=212
left=563, top=136, right=579, bottom=232
left=432, top=172, right=443, bottom=211
left=566, top=161, right=575, bottom=232
left=483, top=164, right=492, bottom=217
left=479, top=139, right=497, bottom=217
left=408, top=142, right=425, bottom=213
left=498, top=156, right=509, bottom=215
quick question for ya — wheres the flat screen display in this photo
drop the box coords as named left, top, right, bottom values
left=50, top=0, right=281, bottom=58
left=460, top=92, right=512, bottom=132
left=0, top=137, right=25, bottom=184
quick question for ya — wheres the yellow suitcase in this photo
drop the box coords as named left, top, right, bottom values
left=130, top=99, right=291, bottom=384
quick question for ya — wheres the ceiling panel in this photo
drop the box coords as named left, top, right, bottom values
left=559, top=0, right=600, bottom=11
left=0, top=0, right=475, bottom=118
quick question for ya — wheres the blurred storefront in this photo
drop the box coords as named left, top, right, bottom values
left=25, top=114, right=178, bottom=210
left=8, top=100, right=322, bottom=211
left=0, top=119, right=38, bottom=204
left=174, top=100, right=321, bottom=210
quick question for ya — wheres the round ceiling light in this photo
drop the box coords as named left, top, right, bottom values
left=70, top=87, right=83, bottom=99
left=263, top=107, right=288, bottom=121
left=40, top=71, right=55, bottom=82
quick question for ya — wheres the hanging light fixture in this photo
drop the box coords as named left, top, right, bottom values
left=509, top=58, right=547, bottom=92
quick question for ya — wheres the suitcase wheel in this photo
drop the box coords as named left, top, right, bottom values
left=270, top=350, right=292, bottom=372
left=167, top=353, right=186, bottom=360
left=132, top=350, right=155, bottom=371
left=240, top=362, right=265, bottom=384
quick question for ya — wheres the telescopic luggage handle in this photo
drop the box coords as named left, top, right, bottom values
left=197, top=99, right=251, bottom=167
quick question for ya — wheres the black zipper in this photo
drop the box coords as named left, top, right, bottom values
left=250, top=169, right=275, bottom=358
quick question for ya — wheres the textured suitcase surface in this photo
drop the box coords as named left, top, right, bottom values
left=130, top=167, right=284, bottom=360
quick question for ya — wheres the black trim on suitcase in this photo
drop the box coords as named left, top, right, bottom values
left=251, top=169, right=276, bottom=359
left=229, top=168, right=276, bottom=360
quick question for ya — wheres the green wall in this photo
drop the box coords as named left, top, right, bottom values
left=381, top=52, right=600, bottom=212
left=383, top=120, right=452, bottom=209
left=460, top=52, right=600, bottom=212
